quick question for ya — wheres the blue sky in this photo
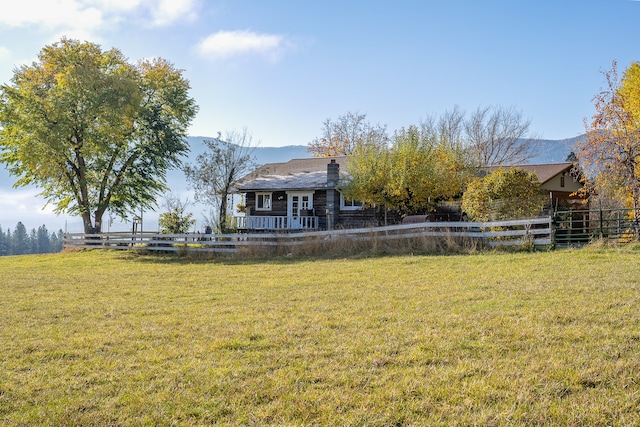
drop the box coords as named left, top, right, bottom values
left=1, top=0, right=640, bottom=232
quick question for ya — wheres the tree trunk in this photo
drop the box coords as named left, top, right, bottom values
left=81, top=211, right=104, bottom=234
left=219, top=193, right=228, bottom=233
left=82, top=212, right=95, bottom=234
left=93, top=208, right=105, bottom=234
left=93, top=217, right=103, bottom=234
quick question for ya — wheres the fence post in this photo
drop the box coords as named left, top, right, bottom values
left=599, top=208, right=604, bottom=239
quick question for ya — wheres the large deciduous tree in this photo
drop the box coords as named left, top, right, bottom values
left=343, top=124, right=472, bottom=216
left=0, top=38, right=198, bottom=233
left=184, top=128, right=257, bottom=232
left=578, top=61, right=640, bottom=219
left=307, top=111, right=389, bottom=157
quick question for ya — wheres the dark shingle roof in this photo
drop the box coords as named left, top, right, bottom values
left=235, top=157, right=349, bottom=191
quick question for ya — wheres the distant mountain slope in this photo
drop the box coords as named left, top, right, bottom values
left=187, top=134, right=584, bottom=168
left=166, top=137, right=310, bottom=193
left=186, top=136, right=310, bottom=165
left=527, top=135, right=583, bottom=164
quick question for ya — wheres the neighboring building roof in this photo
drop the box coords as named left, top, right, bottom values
left=484, top=162, right=575, bottom=184
left=235, top=157, right=349, bottom=191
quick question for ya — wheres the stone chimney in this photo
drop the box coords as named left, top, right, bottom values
left=326, top=159, right=340, bottom=230
left=327, top=158, right=339, bottom=188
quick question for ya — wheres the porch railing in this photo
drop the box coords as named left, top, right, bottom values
left=235, top=215, right=319, bottom=231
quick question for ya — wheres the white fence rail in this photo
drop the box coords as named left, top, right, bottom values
left=63, top=217, right=553, bottom=254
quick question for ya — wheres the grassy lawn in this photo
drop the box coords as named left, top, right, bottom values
left=1, top=247, right=640, bottom=426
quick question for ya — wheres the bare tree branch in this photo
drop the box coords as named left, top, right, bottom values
left=465, top=105, right=537, bottom=166
left=307, top=111, right=389, bottom=157
left=184, top=127, right=258, bottom=231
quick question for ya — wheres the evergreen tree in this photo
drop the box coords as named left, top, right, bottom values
left=51, top=230, right=64, bottom=253
left=50, top=232, right=60, bottom=253
left=12, top=222, right=29, bottom=255
left=37, top=225, right=51, bottom=254
left=29, top=228, right=38, bottom=254
left=0, top=226, right=7, bottom=256
left=0, top=223, right=65, bottom=256
left=5, top=228, right=12, bottom=255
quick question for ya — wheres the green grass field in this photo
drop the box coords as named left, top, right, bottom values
left=1, top=247, right=640, bottom=426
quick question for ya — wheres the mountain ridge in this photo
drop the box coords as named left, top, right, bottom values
left=184, top=135, right=583, bottom=168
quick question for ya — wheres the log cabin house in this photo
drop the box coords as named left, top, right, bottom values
left=233, top=158, right=586, bottom=231
left=234, top=157, right=380, bottom=231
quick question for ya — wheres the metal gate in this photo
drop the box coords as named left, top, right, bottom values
left=553, top=208, right=640, bottom=248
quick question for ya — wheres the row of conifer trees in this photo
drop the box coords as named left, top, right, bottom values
left=0, top=222, right=64, bottom=256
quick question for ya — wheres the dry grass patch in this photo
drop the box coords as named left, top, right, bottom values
left=235, top=232, right=483, bottom=259
left=1, top=247, right=640, bottom=425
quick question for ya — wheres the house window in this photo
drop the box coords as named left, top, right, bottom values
left=256, top=193, right=272, bottom=211
left=560, top=176, right=565, bottom=188
left=340, top=193, right=365, bottom=210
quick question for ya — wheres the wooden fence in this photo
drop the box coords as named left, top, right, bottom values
left=63, top=217, right=553, bottom=254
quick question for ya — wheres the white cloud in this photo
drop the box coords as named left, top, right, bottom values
left=0, top=46, right=10, bottom=59
left=196, top=30, right=293, bottom=62
left=0, top=189, right=45, bottom=218
left=94, top=0, right=144, bottom=13
left=0, top=186, right=82, bottom=231
left=149, top=0, right=200, bottom=27
left=0, top=1, right=104, bottom=31
left=0, top=0, right=201, bottom=37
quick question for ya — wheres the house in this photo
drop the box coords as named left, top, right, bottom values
left=484, top=162, right=586, bottom=211
left=234, top=157, right=587, bottom=231
left=234, top=157, right=380, bottom=231
left=506, top=162, right=588, bottom=241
